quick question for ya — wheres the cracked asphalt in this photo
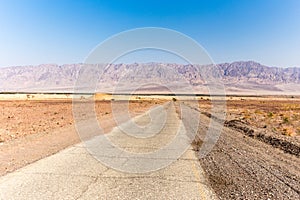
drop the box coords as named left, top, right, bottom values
left=0, top=102, right=216, bottom=200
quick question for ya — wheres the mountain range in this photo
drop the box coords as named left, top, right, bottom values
left=0, top=61, right=299, bottom=95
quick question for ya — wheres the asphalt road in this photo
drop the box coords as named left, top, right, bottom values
left=0, top=103, right=217, bottom=200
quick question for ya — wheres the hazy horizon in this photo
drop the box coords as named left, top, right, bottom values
left=1, top=60, right=300, bottom=69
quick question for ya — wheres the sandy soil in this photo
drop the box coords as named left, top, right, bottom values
left=0, top=100, right=161, bottom=176
left=197, top=99, right=300, bottom=137
left=226, top=100, right=300, bottom=137
left=191, top=99, right=300, bottom=158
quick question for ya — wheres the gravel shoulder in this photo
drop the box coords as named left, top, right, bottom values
left=186, top=104, right=300, bottom=199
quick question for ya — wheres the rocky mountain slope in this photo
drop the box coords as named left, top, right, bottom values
left=0, top=61, right=299, bottom=94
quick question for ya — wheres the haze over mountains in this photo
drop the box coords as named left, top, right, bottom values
left=0, top=61, right=299, bottom=95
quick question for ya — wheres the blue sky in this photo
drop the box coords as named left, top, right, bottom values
left=0, top=0, right=299, bottom=67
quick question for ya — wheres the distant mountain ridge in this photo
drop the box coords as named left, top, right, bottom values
left=0, top=61, right=299, bottom=94
left=219, top=61, right=300, bottom=83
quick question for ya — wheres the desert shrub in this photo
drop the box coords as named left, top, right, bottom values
left=283, top=117, right=289, bottom=124
left=267, top=112, right=273, bottom=117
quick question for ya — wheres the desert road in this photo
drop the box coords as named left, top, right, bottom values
left=0, top=103, right=217, bottom=200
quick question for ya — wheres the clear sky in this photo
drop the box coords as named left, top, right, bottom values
left=0, top=0, right=300, bottom=67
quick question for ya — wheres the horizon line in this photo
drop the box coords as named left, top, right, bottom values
left=1, top=60, right=299, bottom=69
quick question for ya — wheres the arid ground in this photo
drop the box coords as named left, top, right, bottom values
left=0, top=99, right=161, bottom=176
left=0, top=96, right=299, bottom=199
left=186, top=96, right=300, bottom=199
left=198, top=97, right=300, bottom=137
left=194, top=97, right=300, bottom=154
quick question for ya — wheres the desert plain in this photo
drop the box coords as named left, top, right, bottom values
left=0, top=93, right=299, bottom=199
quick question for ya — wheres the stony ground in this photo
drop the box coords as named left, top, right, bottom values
left=197, top=98, right=300, bottom=156
left=185, top=99, right=300, bottom=199
left=198, top=98, right=300, bottom=137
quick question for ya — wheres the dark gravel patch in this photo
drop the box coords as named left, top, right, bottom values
left=196, top=121, right=300, bottom=199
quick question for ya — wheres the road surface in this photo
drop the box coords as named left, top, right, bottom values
left=0, top=103, right=216, bottom=199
